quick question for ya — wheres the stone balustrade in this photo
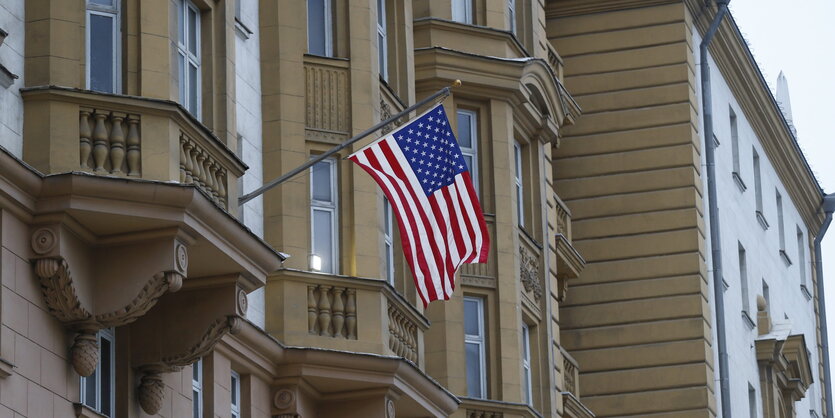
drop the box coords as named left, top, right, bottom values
left=561, top=346, right=580, bottom=397
left=304, top=55, right=351, bottom=143
left=22, top=86, right=246, bottom=211
left=267, top=269, right=429, bottom=369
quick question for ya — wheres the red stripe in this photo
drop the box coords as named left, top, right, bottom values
left=460, top=171, right=490, bottom=263
left=441, top=186, right=467, bottom=269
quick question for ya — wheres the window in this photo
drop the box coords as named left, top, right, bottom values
left=377, top=0, right=388, bottom=81
left=739, top=243, right=750, bottom=317
left=798, top=227, right=807, bottom=289
left=753, top=149, right=767, bottom=228
left=86, top=0, right=120, bottom=93
left=307, top=0, right=333, bottom=56
left=192, top=359, right=203, bottom=418
left=451, top=0, right=473, bottom=24
left=383, top=197, right=395, bottom=285
left=464, top=296, right=486, bottom=398
left=776, top=190, right=788, bottom=260
left=230, top=371, right=241, bottom=418
left=80, top=329, right=115, bottom=417
left=176, top=0, right=201, bottom=117
left=763, top=280, right=770, bottom=315
left=456, top=110, right=478, bottom=193
left=730, top=107, right=740, bottom=174
left=521, top=323, right=532, bottom=405
left=748, top=383, right=757, bottom=418
left=507, top=0, right=516, bottom=34
left=514, top=141, right=524, bottom=228
left=311, top=159, right=338, bottom=274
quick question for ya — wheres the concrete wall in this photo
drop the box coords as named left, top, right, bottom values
left=235, top=0, right=266, bottom=328
left=694, top=27, right=821, bottom=418
left=0, top=0, right=24, bottom=157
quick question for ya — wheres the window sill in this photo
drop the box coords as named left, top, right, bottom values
left=234, top=17, right=253, bottom=39
left=801, top=284, right=812, bottom=301
left=73, top=404, right=107, bottom=418
left=713, top=133, right=720, bottom=148
left=756, top=211, right=769, bottom=230
left=0, top=357, right=13, bottom=378
left=722, top=278, right=729, bottom=291
left=742, top=310, right=755, bottom=330
left=780, top=249, right=793, bottom=266
left=732, top=172, right=747, bottom=192
left=0, top=63, right=18, bottom=89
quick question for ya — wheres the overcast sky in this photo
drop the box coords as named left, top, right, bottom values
left=729, top=0, right=835, bottom=372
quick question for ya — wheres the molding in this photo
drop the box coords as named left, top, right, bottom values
left=161, top=315, right=242, bottom=369
left=545, top=0, right=680, bottom=18
left=756, top=210, right=770, bottom=230
left=732, top=172, right=747, bottom=193
left=779, top=249, right=793, bottom=266
left=0, top=357, right=14, bottom=378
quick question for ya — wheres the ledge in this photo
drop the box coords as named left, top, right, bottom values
left=742, top=310, right=756, bottom=330
left=801, top=284, right=812, bottom=301
left=0, top=63, right=17, bottom=89
left=732, top=171, right=747, bottom=192
left=0, top=357, right=14, bottom=378
left=756, top=211, right=770, bottom=230
left=780, top=249, right=793, bottom=266
left=73, top=404, right=107, bottom=418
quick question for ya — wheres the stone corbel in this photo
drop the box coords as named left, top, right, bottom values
left=30, top=225, right=187, bottom=377
left=273, top=385, right=302, bottom=418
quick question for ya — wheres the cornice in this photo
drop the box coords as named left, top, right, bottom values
left=545, top=0, right=682, bottom=19
left=689, top=6, right=825, bottom=230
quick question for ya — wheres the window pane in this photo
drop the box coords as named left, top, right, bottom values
left=178, top=1, right=185, bottom=44
left=385, top=242, right=393, bottom=282
left=378, top=32, right=386, bottom=79
left=384, top=199, right=391, bottom=233
left=465, top=342, right=483, bottom=398
left=90, top=0, right=114, bottom=6
left=463, top=155, right=474, bottom=173
left=377, top=0, right=385, bottom=26
left=100, top=337, right=112, bottom=416
left=188, top=63, right=198, bottom=113
left=193, top=389, right=200, bottom=418
left=313, top=209, right=333, bottom=273
left=307, top=0, right=327, bottom=55
left=230, top=375, right=238, bottom=406
left=312, top=162, right=333, bottom=202
left=83, top=371, right=98, bottom=409
left=457, top=113, right=472, bottom=147
left=452, top=0, right=468, bottom=23
left=89, top=14, right=114, bottom=93
left=463, top=298, right=479, bottom=336
left=178, top=53, right=185, bottom=103
left=188, top=6, right=198, bottom=53
left=522, top=367, right=530, bottom=403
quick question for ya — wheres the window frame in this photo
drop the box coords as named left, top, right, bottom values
left=798, top=227, right=808, bottom=290
left=85, top=0, right=121, bottom=94
left=80, top=328, right=115, bottom=417
left=507, top=0, right=516, bottom=34
left=456, top=109, right=479, bottom=194
left=377, top=0, right=388, bottom=81
left=307, top=0, right=334, bottom=57
left=739, top=242, right=752, bottom=327
left=521, top=322, right=532, bottom=405
left=451, top=0, right=473, bottom=24
left=176, top=0, right=202, bottom=118
left=310, top=158, right=339, bottom=274
left=514, top=141, right=524, bottom=228
left=192, top=359, right=203, bottom=418
left=230, top=371, right=241, bottom=418
left=383, top=197, right=395, bottom=286
left=464, top=296, right=487, bottom=399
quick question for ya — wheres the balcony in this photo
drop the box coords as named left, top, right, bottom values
left=458, top=398, right=541, bottom=418
left=266, top=269, right=429, bottom=369
left=20, top=86, right=246, bottom=211
left=304, top=55, right=351, bottom=143
left=560, top=348, right=594, bottom=418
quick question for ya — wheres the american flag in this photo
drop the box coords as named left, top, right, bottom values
left=349, top=104, right=490, bottom=306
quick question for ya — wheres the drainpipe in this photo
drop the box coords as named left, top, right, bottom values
left=815, top=193, right=835, bottom=417
left=700, top=1, right=732, bottom=416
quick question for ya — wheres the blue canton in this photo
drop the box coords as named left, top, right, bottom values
left=392, top=105, right=468, bottom=196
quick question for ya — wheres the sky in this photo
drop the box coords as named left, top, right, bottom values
left=728, top=0, right=835, bottom=377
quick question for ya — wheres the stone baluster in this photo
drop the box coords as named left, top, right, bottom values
left=202, top=152, right=214, bottom=192
left=194, top=150, right=206, bottom=188
left=79, top=110, right=92, bottom=170
left=108, top=113, right=125, bottom=175
left=317, top=286, right=332, bottom=337
left=125, top=116, right=140, bottom=176
left=215, top=168, right=227, bottom=206
left=331, top=287, right=345, bottom=338
left=178, top=138, right=188, bottom=183
left=91, top=110, right=109, bottom=173
left=207, top=162, right=219, bottom=200
left=307, top=286, right=318, bottom=334
left=345, top=289, right=357, bottom=339
left=182, top=140, right=194, bottom=183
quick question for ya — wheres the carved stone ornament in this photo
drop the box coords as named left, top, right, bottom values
left=386, top=399, right=396, bottom=418
left=237, top=288, right=248, bottom=317
left=137, top=372, right=165, bottom=415
left=519, top=246, right=542, bottom=301
left=273, top=388, right=295, bottom=410
left=71, top=331, right=99, bottom=377
left=161, top=315, right=243, bottom=368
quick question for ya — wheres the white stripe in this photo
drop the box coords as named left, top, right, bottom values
left=454, top=175, right=484, bottom=262
left=445, top=183, right=473, bottom=268
left=378, top=139, right=449, bottom=300
left=353, top=149, right=431, bottom=303
left=429, top=188, right=458, bottom=297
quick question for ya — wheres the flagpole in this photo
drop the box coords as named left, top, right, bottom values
left=238, top=80, right=462, bottom=206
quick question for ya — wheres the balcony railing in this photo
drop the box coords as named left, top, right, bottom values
left=268, top=269, right=429, bottom=368
left=304, top=55, right=351, bottom=143
left=21, top=86, right=246, bottom=210
left=561, top=346, right=580, bottom=397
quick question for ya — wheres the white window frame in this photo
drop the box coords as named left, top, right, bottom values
left=384, top=197, right=395, bottom=286
left=377, top=0, right=388, bottom=81
left=730, top=107, right=740, bottom=175
left=507, top=0, right=516, bottom=34
left=230, top=371, right=241, bottom=418
left=457, top=110, right=479, bottom=193
left=777, top=190, right=786, bottom=251
left=310, top=158, right=339, bottom=274
left=514, top=141, right=524, bottom=228
left=85, top=0, right=120, bottom=94
left=464, top=296, right=487, bottom=399
left=739, top=243, right=750, bottom=316
left=798, top=227, right=807, bottom=289
left=176, top=0, right=201, bottom=118
left=451, top=0, right=473, bottom=24
left=307, top=0, right=334, bottom=57
left=521, top=323, right=532, bottom=405
left=192, top=359, right=203, bottom=418
left=80, top=328, right=115, bottom=417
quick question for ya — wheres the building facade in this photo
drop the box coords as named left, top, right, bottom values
left=548, top=0, right=828, bottom=416
left=0, top=0, right=828, bottom=417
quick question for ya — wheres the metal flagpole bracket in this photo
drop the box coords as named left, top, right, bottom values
left=237, top=81, right=462, bottom=206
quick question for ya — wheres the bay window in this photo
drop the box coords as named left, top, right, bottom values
left=311, top=159, right=338, bottom=274
left=452, top=0, right=473, bottom=24
left=377, top=0, right=388, bottom=81
left=86, top=0, right=120, bottom=93
left=521, top=323, right=532, bottom=405
left=457, top=110, right=479, bottom=193
left=176, top=0, right=201, bottom=117
left=464, top=296, right=486, bottom=398
left=307, top=0, right=333, bottom=56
